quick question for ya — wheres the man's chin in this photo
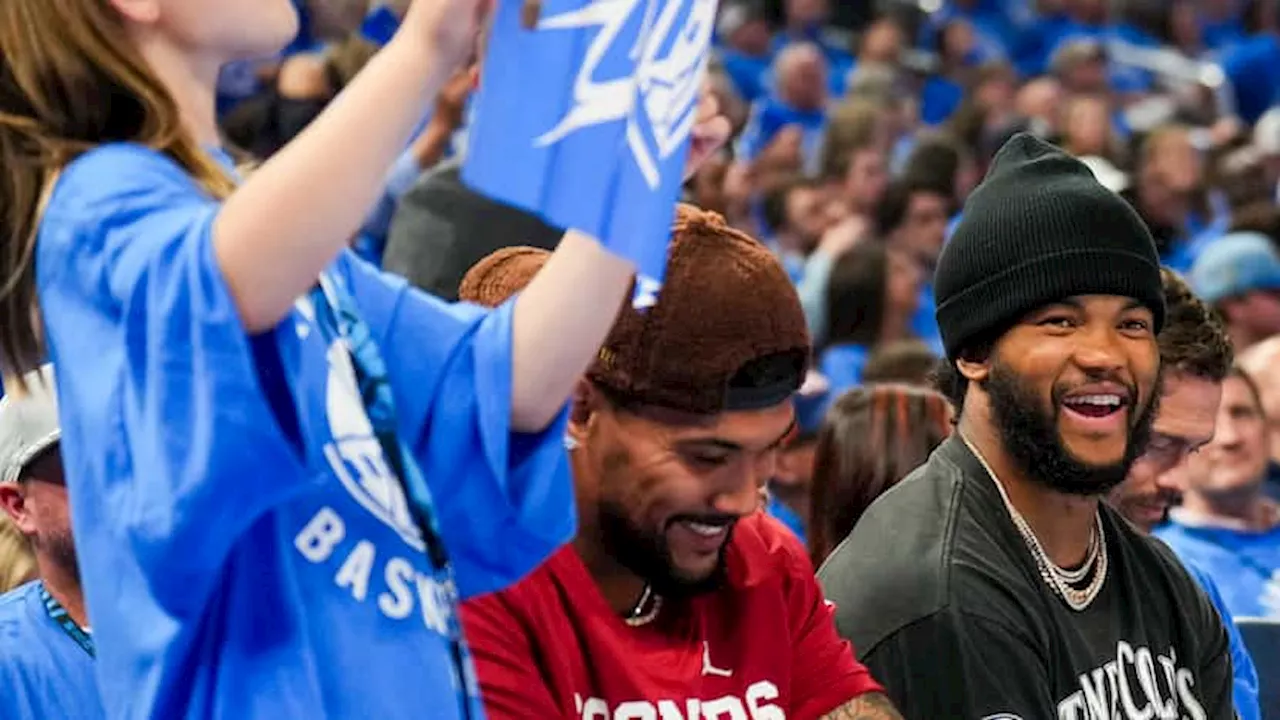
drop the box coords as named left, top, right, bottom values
left=649, top=557, right=727, bottom=600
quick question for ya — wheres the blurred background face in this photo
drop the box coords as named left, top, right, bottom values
left=0, top=450, right=77, bottom=583
left=886, top=247, right=922, bottom=324
left=786, top=183, right=832, bottom=252
left=1111, top=372, right=1222, bottom=532
left=893, top=190, right=950, bottom=266
left=785, top=0, right=829, bottom=28
left=860, top=20, right=903, bottom=64
left=1064, top=96, right=1111, bottom=156
left=777, top=47, right=829, bottom=112
left=572, top=390, right=796, bottom=597
left=1184, top=374, right=1270, bottom=498
left=843, top=148, right=888, bottom=213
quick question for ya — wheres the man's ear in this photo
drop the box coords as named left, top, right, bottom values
left=0, top=485, right=34, bottom=536
left=956, top=352, right=992, bottom=384
left=568, top=380, right=604, bottom=444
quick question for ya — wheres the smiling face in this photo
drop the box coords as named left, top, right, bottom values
left=964, top=295, right=1162, bottom=495
left=1184, top=373, right=1271, bottom=499
left=570, top=384, right=797, bottom=597
left=1111, top=371, right=1222, bottom=532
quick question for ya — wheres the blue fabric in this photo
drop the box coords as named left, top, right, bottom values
left=0, top=581, right=103, bottom=720
left=282, top=0, right=316, bottom=56
left=464, top=0, right=716, bottom=291
left=35, top=143, right=574, bottom=719
left=766, top=494, right=806, bottom=544
left=920, top=77, right=965, bottom=127
left=720, top=50, right=772, bottom=103
left=1181, top=563, right=1262, bottom=720
left=1154, top=520, right=1280, bottom=620
left=360, top=5, right=401, bottom=46
left=1222, top=35, right=1280, bottom=124
left=818, top=343, right=870, bottom=397
left=912, top=283, right=945, bottom=358
left=737, top=97, right=827, bottom=166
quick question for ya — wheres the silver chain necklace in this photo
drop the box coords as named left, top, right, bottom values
left=962, top=435, right=1108, bottom=612
left=624, top=585, right=663, bottom=627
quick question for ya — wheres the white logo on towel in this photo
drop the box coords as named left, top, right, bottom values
left=533, top=0, right=717, bottom=189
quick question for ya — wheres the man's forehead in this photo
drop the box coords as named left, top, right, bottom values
left=631, top=401, right=797, bottom=441
left=1154, top=373, right=1222, bottom=444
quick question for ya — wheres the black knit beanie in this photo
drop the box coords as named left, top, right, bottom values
left=934, top=133, right=1164, bottom=361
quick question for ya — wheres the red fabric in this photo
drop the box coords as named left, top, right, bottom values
left=461, top=512, right=883, bottom=720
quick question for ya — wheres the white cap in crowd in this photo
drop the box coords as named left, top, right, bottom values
left=0, top=364, right=60, bottom=484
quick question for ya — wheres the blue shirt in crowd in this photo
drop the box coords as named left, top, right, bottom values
left=34, top=143, right=574, bottom=720
left=1155, top=519, right=1280, bottom=620
left=1181, top=563, right=1262, bottom=720
left=0, top=581, right=103, bottom=720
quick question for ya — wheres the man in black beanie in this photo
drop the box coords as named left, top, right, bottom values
left=818, top=134, right=1235, bottom=719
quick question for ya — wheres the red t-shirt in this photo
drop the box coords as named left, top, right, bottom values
left=460, top=512, right=883, bottom=719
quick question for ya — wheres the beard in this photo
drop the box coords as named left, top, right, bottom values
left=982, top=358, right=1159, bottom=497
left=596, top=496, right=732, bottom=601
left=35, top=530, right=81, bottom=587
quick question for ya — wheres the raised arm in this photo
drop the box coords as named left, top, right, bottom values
left=504, top=86, right=732, bottom=432
left=214, top=0, right=482, bottom=333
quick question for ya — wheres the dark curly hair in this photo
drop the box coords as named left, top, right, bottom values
left=1158, top=267, right=1234, bottom=381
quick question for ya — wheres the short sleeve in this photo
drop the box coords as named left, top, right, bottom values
left=36, top=144, right=306, bottom=615
left=778, top=530, right=884, bottom=719
left=459, top=593, right=562, bottom=720
left=338, top=253, right=575, bottom=598
left=1180, top=563, right=1242, bottom=720
left=861, top=608, right=1058, bottom=720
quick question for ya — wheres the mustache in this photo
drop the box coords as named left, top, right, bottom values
left=666, top=513, right=738, bottom=529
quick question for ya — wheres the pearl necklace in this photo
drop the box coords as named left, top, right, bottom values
left=962, top=436, right=1108, bottom=612
left=624, top=585, right=663, bottom=627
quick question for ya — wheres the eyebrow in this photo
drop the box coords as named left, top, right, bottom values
left=677, top=417, right=799, bottom=453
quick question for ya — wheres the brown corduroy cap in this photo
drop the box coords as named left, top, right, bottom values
left=458, top=205, right=811, bottom=415
left=458, top=246, right=551, bottom=308
left=597, top=204, right=809, bottom=414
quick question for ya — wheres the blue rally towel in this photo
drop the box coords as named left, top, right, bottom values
left=463, top=0, right=719, bottom=298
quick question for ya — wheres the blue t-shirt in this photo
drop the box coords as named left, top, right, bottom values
left=35, top=143, right=575, bottom=719
left=818, top=343, right=870, bottom=397
left=0, top=581, right=103, bottom=720
left=1154, top=519, right=1280, bottom=620
left=1181, top=562, right=1262, bottom=720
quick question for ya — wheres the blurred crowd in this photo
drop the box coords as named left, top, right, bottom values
left=5, top=0, right=1280, bottom=717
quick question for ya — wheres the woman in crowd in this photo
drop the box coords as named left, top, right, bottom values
left=0, top=0, right=726, bottom=717
left=819, top=241, right=922, bottom=394
left=807, top=384, right=952, bottom=568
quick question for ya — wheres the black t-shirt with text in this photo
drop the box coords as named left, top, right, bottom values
left=817, top=437, right=1235, bottom=720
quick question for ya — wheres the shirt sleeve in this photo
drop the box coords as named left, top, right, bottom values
left=36, top=144, right=308, bottom=618
left=779, top=529, right=884, bottom=719
left=1185, top=569, right=1244, bottom=720
left=1185, top=563, right=1259, bottom=720
left=338, top=253, right=575, bottom=599
left=458, top=593, right=562, bottom=720
left=861, top=608, right=1059, bottom=720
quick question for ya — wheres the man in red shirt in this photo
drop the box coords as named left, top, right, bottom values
left=456, top=205, right=897, bottom=720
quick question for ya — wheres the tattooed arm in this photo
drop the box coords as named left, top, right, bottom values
left=820, top=693, right=904, bottom=720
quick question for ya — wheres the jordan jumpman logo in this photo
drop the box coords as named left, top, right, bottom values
left=701, top=641, right=732, bottom=678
